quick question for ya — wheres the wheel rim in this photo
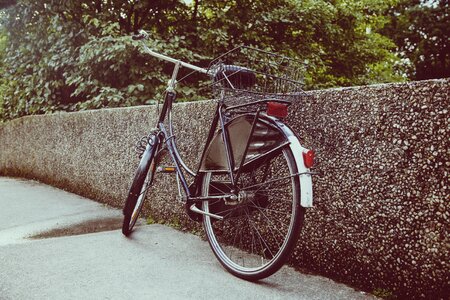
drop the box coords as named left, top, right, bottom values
left=202, top=148, right=298, bottom=274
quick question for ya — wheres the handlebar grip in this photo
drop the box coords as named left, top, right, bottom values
left=132, top=33, right=146, bottom=40
left=132, top=30, right=149, bottom=41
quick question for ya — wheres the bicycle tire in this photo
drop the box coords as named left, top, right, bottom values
left=122, top=137, right=159, bottom=236
left=202, top=147, right=304, bottom=280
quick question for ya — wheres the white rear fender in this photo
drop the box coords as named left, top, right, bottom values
left=287, top=136, right=314, bottom=207
left=267, top=117, right=314, bottom=208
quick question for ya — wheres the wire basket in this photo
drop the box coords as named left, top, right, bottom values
left=207, top=46, right=306, bottom=106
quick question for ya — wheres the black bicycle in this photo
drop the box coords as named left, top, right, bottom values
left=122, top=30, right=316, bottom=281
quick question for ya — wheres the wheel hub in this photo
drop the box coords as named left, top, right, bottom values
left=225, top=190, right=256, bottom=205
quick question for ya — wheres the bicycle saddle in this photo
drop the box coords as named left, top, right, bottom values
left=213, top=65, right=256, bottom=89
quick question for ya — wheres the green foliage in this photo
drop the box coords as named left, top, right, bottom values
left=0, top=0, right=211, bottom=120
left=383, top=0, right=449, bottom=80
left=146, top=216, right=156, bottom=225
left=0, top=0, right=433, bottom=121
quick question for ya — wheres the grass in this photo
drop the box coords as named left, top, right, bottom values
left=146, top=214, right=204, bottom=238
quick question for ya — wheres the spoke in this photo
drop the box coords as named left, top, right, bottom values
left=244, top=209, right=268, bottom=262
left=210, top=205, right=241, bottom=218
left=138, top=161, right=156, bottom=196
left=258, top=158, right=272, bottom=183
left=138, top=180, right=151, bottom=196
left=231, top=222, right=241, bottom=250
left=254, top=187, right=287, bottom=193
left=249, top=201, right=289, bottom=240
left=253, top=185, right=286, bottom=195
left=242, top=210, right=252, bottom=267
left=238, top=220, right=245, bottom=263
left=241, top=173, right=295, bottom=191
left=209, top=182, right=232, bottom=195
left=245, top=211, right=275, bottom=259
left=250, top=214, right=255, bottom=256
left=208, top=199, right=223, bottom=206
left=253, top=194, right=293, bottom=203
left=248, top=205, right=291, bottom=217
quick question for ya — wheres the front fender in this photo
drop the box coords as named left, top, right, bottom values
left=123, top=134, right=160, bottom=215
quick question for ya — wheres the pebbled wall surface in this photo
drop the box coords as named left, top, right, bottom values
left=1, top=79, right=448, bottom=298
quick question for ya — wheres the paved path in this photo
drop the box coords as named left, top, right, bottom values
left=0, top=177, right=376, bottom=300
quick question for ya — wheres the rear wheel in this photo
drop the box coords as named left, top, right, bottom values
left=202, top=147, right=304, bottom=280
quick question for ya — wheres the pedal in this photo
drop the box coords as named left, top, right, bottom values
left=156, top=166, right=176, bottom=173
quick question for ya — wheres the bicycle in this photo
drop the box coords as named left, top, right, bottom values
left=122, top=30, right=316, bottom=281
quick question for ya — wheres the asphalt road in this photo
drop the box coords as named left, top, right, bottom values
left=0, top=177, right=376, bottom=300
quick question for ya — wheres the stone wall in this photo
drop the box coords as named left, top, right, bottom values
left=1, top=79, right=448, bottom=298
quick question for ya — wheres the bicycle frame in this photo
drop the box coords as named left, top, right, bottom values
left=140, top=41, right=314, bottom=209
left=124, top=33, right=315, bottom=279
left=141, top=42, right=236, bottom=203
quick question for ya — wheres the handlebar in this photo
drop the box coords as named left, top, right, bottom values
left=132, top=30, right=209, bottom=75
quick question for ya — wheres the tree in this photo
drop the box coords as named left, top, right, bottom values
left=1, top=0, right=407, bottom=120
left=0, top=0, right=200, bottom=120
left=168, top=0, right=405, bottom=87
left=0, top=25, right=7, bottom=120
left=0, top=0, right=16, bottom=10
left=383, top=0, right=449, bottom=80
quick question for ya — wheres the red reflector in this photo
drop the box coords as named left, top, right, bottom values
left=267, top=102, right=288, bottom=118
left=302, top=150, right=315, bottom=168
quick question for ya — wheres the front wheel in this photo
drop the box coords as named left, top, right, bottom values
left=122, top=135, right=159, bottom=236
left=202, top=147, right=304, bottom=281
